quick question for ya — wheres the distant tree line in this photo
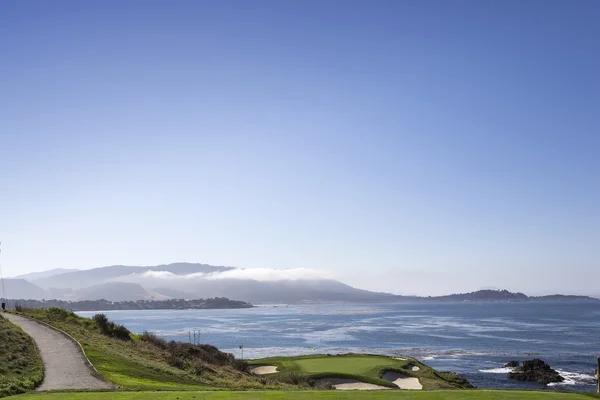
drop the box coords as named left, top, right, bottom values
left=6, top=297, right=254, bottom=311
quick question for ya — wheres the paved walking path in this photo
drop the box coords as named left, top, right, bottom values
left=3, top=313, right=113, bottom=391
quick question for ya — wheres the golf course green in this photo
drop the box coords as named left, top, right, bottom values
left=248, top=354, right=473, bottom=390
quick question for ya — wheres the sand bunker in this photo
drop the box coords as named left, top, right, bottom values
left=393, top=357, right=408, bottom=361
left=382, top=371, right=423, bottom=390
left=250, top=365, right=279, bottom=375
left=317, top=378, right=390, bottom=391
left=407, top=363, right=420, bottom=371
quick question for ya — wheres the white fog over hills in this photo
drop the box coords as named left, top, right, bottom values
left=5, top=263, right=389, bottom=303
left=3, top=263, right=597, bottom=303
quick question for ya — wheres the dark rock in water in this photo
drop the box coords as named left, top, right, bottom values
left=450, top=373, right=476, bottom=389
left=505, top=360, right=520, bottom=368
left=507, top=359, right=564, bottom=384
left=435, top=371, right=476, bottom=389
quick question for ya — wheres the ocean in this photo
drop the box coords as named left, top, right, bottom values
left=77, top=301, right=600, bottom=392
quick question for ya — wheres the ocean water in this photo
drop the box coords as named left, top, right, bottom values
left=78, top=301, right=600, bottom=392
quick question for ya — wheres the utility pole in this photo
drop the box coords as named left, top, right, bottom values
left=0, top=242, right=6, bottom=311
left=189, top=330, right=200, bottom=345
left=596, top=357, right=600, bottom=393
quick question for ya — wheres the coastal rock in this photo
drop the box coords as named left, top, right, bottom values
left=444, top=372, right=475, bottom=389
left=504, top=361, right=520, bottom=368
left=507, top=359, right=564, bottom=384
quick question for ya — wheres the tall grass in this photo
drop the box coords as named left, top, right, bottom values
left=0, top=314, right=44, bottom=398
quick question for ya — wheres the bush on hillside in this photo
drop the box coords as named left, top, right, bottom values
left=140, top=330, right=246, bottom=372
left=140, top=331, right=168, bottom=349
left=92, top=313, right=132, bottom=341
left=257, top=372, right=315, bottom=388
left=190, top=359, right=215, bottom=375
left=93, top=314, right=109, bottom=330
left=46, top=307, right=76, bottom=321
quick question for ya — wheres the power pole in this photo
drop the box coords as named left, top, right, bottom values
left=0, top=242, right=6, bottom=310
left=596, top=356, right=599, bottom=394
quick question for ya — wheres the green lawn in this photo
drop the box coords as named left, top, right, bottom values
left=0, top=314, right=44, bottom=398
left=248, top=354, right=471, bottom=390
left=10, top=390, right=600, bottom=400
left=293, top=356, right=400, bottom=375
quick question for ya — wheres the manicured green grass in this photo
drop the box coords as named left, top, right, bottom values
left=10, top=390, right=600, bottom=400
left=293, top=356, right=400, bottom=375
left=0, top=314, right=44, bottom=398
left=248, top=354, right=470, bottom=390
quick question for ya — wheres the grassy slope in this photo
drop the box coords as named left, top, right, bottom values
left=11, top=390, right=600, bottom=400
left=0, top=314, right=44, bottom=398
left=6, top=310, right=595, bottom=400
left=11, top=309, right=291, bottom=391
left=248, top=354, right=468, bottom=389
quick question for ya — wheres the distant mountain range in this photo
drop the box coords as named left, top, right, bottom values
left=15, top=268, right=78, bottom=281
left=3, top=263, right=598, bottom=304
left=32, top=263, right=232, bottom=290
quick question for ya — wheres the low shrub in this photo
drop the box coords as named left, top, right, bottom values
left=140, top=331, right=168, bottom=349
left=112, top=324, right=132, bottom=341
left=46, top=307, right=76, bottom=321
left=93, top=314, right=109, bottom=331
left=189, top=360, right=214, bottom=375
left=92, top=313, right=132, bottom=341
left=167, top=354, right=186, bottom=369
left=140, top=331, right=245, bottom=372
left=254, top=371, right=316, bottom=388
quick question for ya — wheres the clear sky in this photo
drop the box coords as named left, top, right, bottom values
left=1, top=0, right=599, bottom=296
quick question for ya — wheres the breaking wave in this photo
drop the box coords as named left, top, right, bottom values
left=479, top=367, right=515, bottom=373
left=548, top=370, right=596, bottom=387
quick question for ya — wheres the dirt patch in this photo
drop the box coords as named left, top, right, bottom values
left=250, top=365, right=279, bottom=375
left=317, top=378, right=390, bottom=390
left=382, top=371, right=422, bottom=390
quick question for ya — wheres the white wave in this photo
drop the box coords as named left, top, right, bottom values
left=479, top=367, right=515, bottom=373
left=548, top=370, right=596, bottom=386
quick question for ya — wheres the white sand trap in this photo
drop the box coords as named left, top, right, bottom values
left=250, top=365, right=279, bottom=375
left=407, top=363, right=420, bottom=371
left=317, top=378, right=390, bottom=391
left=392, top=358, right=420, bottom=371
left=382, top=371, right=423, bottom=390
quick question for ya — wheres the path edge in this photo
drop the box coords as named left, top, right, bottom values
left=8, top=312, right=113, bottom=386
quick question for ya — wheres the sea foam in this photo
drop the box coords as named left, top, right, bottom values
left=548, top=370, right=596, bottom=386
left=479, top=367, right=515, bottom=373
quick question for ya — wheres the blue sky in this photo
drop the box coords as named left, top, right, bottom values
left=1, top=0, right=599, bottom=295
